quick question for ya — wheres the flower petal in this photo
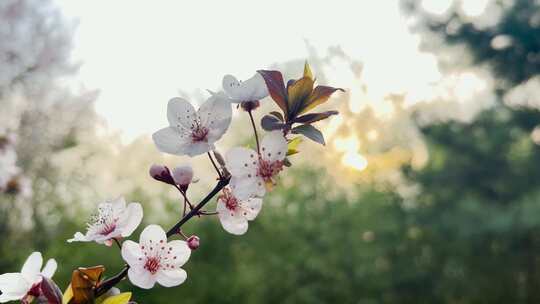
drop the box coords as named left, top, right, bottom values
left=218, top=209, right=249, bottom=235
left=21, top=252, right=42, bottom=283
left=152, top=127, right=190, bottom=155
left=167, top=97, right=197, bottom=130
left=127, top=267, right=156, bottom=289
left=241, top=198, right=263, bottom=221
left=118, top=203, right=143, bottom=238
left=156, top=268, right=187, bottom=288
left=230, top=176, right=265, bottom=200
left=261, top=131, right=287, bottom=162
left=223, top=73, right=268, bottom=103
left=167, top=240, right=191, bottom=267
left=225, top=147, right=258, bottom=176
left=67, top=232, right=89, bottom=243
left=183, top=141, right=214, bottom=157
left=111, top=197, right=127, bottom=214
left=40, top=259, right=57, bottom=279
left=121, top=240, right=145, bottom=267
left=0, top=273, right=30, bottom=303
left=139, top=225, right=167, bottom=248
left=198, top=92, right=232, bottom=142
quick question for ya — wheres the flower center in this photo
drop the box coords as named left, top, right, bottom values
left=219, top=189, right=238, bottom=211
left=257, top=158, right=284, bottom=182
left=144, top=257, right=161, bottom=274
left=88, top=204, right=118, bottom=236
left=191, top=125, right=209, bottom=142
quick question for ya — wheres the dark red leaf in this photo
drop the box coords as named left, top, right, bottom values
left=301, top=86, right=345, bottom=114
left=269, top=111, right=284, bottom=121
left=257, top=70, right=288, bottom=115
left=40, top=277, right=63, bottom=304
left=294, top=110, right=339, bottom=124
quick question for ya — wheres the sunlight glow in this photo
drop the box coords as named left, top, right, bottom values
left=343, top=152, right=368, bottom=171
left=334, top=136, right=368, bottom=171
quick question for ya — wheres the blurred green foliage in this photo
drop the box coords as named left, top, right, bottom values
left=4, top=0, right=540, bottom=303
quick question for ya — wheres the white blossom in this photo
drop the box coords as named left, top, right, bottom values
left=121, top=225, right=191, bottom=289
left=0, top=252, right=57, bottom=303
left=68, top=197, right=143, bottom=246
left=225, top=131, right=288, bottom=200
left=222, top=73, right=268, bottom=103
left=216, top=188, right=262, bottom=235
left=152, top=93, right=232, bottom=157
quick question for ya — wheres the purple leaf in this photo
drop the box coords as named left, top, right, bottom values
left=261, top=115, right=285, bottom=131
left=40, top=277, right=63, bottom=304
left=257, top=70, right=288, bottom=115
left=294, top=111, right=339, bottom=124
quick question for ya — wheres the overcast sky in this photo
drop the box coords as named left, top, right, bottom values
left=54, top=0, right=489, bottom=141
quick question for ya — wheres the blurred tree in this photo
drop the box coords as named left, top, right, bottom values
left=397, top=0, right=540, bottom=303
left=0, top=0, right=97, bottom=272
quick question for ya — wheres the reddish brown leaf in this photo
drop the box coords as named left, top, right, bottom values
left=71, top=266, right=105, bottom=304
left=294, top=110, right=339, bottom=124
left=257, top=70, right=288, bottom=115
left=300, top=86, right=345, bottom=114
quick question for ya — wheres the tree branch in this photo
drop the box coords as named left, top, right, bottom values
left=94, top=176, right=230, bottom=297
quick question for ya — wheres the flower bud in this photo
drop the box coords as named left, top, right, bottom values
left=172, top=165, right=194, bottom=187
left=149, top=164, right=175, bottom=185
left=187, top=235, right=200, bottom=250
left=241, top=100, right=260, bottom=112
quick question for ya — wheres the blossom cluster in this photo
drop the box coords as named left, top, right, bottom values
left=0, top=63, right=342, bottom=303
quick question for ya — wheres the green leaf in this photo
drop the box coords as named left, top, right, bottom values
left=303, top=61, right=313, bottom=80
left=257, top=70, right=288, bottom=116
left=292, top=124, right=326, bottom=145
left=102, top=292, right=132, bottom=304
left=287, top=137, right=303, bottom=156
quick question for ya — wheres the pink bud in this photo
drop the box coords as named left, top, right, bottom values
left=187, top=235, right=200, bottom=250
left=149, top=164, right=175, bottom=185
left=172, top=165, right=194, bottom=186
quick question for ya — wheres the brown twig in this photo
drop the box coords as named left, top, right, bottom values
left=207, top=152, right=223, bottom=179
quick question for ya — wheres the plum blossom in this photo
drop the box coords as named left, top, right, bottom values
left=225, top=131, right=288, bottom=200
left=152, top=93, right=232, bottom=157
left=121, top=225, right=191, bottom=289
left=222, top=73, right=269, bottom=103
left=68, top=197, right=143, bottom=246
left=216, top=188, right=263, bottom=235
left=0, top=252, right=57, bottom=303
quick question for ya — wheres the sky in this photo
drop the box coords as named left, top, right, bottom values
left=54, top=0, right=489, bottom=142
